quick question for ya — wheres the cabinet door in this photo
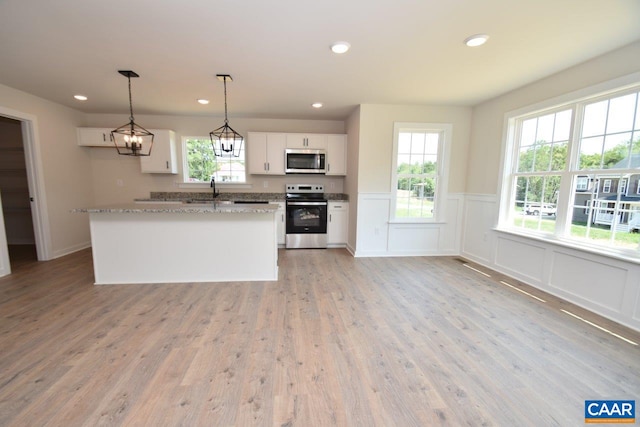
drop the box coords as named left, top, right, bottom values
left=248, top=133, right=286, bottom=175
left=286, top=133, right=327, bottom=149
left=328, top=202, right=348, bottom=245
left=140, top=130, right=177, bottom=174
left=265, top=133, right=286, bottom=174
left=285, top=133, right=307, bottom=148
left=305, top=134, right=327, bottom=149
left=247, top=132, right=268, bottom=174
left=326, top=134, right=347, bottom=175
left=77, top=128, right=113, bottom=147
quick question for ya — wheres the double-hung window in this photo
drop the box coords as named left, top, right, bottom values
left=182, top=137, right=246, bottom=184
left=502, top=82, right=640, bottom=256
left=391, top=122, right=450, bottom=221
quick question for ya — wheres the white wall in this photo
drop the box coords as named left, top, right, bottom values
left=0, top=84, right=93, bottom=260
left=352, top=104, right=472, bottom=257
left=463, top=41, right=640, bottom=331
left=82, top=114, right=346, bottom=205
left=344, top=106, right=361, bottom=253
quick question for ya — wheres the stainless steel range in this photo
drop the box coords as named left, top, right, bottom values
left=285, top=184, right=328, bottom=249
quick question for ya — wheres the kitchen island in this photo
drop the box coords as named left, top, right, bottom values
left=76, top=202, right=279, bottom=285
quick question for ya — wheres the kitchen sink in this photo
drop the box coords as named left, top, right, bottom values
left=233, top=200, right=269, bottom=204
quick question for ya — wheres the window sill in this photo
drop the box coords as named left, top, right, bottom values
left=176, top=182, right=253, bottom=189
left=494, top=227, right=640, bottom=265
left=388, top=219, right=446, bottom=225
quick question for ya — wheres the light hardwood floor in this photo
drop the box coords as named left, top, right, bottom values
left=0, top=247, right=638, bottom=426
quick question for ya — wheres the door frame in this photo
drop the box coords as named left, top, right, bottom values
left=0, top=106, right=52, bottom=268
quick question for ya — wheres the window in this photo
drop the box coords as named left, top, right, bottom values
left=391, top=123, right=450, bottom=221
left=576, top=176, right=589, bottom=191
left=510, top=108, right=569, bottom=233
left=620, top=178, right=627, bottom=194
left=182, top=137, right=246, bottom=184
left=502, top=83, right=640, bottom=256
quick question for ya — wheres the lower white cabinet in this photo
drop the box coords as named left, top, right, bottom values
left=328, top=201, right=348, bottom=245
left=77, top=128, right=114, bottom=147
left=140, top=129, right=178, bottom=174
left=276, top=202, right=285, bottom=245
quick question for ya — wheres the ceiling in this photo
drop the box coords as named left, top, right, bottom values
left=1, top=0, right=640, bottom=121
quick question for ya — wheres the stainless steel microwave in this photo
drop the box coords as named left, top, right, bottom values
left=285, top=149, right=326, bottom=174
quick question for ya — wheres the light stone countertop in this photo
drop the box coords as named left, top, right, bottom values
left=73, top=202, right=280, bottom=214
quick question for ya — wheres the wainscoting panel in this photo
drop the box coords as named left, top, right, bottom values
left=354, top=194, right=391, bottom=257
left=388, top=224, right=440, bottom=254
left=461, top=194, right=497, bottom=265
left=550, top=251, right=627, bottom=312
left=495, top=235, right=546, bottom=285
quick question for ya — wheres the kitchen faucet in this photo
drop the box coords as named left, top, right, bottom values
left=210, top=177, right=219, bottom=199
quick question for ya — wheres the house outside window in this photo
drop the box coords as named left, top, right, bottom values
left=391, top=123, right=450, bottom=221
left=501, top=84, right=640, bottom=256
left=182, top=137, right=246, bottom=183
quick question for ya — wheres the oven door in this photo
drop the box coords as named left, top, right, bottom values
left=286, top=201, right=327, bottom=234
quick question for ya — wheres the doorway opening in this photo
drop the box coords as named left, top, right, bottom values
left=0, top=116, right=37, bottom=268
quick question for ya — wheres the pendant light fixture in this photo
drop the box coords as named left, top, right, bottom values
left=111, top=70, right=154, bottom=156
left=210, top=74, right=243, bottom=157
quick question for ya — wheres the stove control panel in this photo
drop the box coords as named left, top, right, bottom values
left=286, top=184, right=324, bottom=193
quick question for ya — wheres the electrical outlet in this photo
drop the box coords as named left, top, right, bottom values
left=116, top=179, right=124, bottom=187
left=263, top=181, right=268, bottom=188
left=330, top=182, right=335, bottom=190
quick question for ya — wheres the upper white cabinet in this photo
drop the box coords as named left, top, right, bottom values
left=77, top=128, right=114, bottom=147
left=140, top=129, right=178, bottom=174
left=247, top=132, right=286, bottom=175
left=248, top=131, right=347, bottom=176
left=326, top=134, right=347, bottom=176
left=286, top=133, right=327, bottom=149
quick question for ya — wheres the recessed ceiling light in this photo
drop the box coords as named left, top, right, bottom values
left=311, top=102, right=323, bottom=108
left=74, top=94, right=88, bottom=101
left=330, top=41, right=350, bottom=54
left=197, top=99, right=210, bottom=105
left=464, top=34, right=489, bottom=47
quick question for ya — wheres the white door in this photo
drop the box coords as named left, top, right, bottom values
left=0, top=191, right=10, bottom=277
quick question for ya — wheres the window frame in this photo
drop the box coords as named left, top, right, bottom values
left=498, top=73, right=640, bottom=259
left=390, top=122, right=451, bottom=223
left=180, top=136, right=249, bottom=188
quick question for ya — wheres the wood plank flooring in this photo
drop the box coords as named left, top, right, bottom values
left=0, top=248, right=638, bottom=426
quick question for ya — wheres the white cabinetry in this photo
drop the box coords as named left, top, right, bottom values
left=248, top=131, right=346, bottom=175
left=326, top=134, right=347, bottom=176
left=77, top=128, right=114, bottom=147
left=248, top=132, right=286, bottom=175
left=328, top=201, right=348, bottom=246
left=275, top=202, right=285, bottom=245
left=140, top=129, right=178, bottom=174
left=286, top=133, right=327, bottom=149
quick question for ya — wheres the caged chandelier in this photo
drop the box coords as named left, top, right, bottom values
left=111, top=70, right=154, bottom=156
left=210, top=74, right=243, bottom=157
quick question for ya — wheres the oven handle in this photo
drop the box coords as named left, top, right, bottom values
left=286, top=201, right=327, bottom=206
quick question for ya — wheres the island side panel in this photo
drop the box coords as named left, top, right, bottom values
left=89, top=211, right=278, bottom=284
